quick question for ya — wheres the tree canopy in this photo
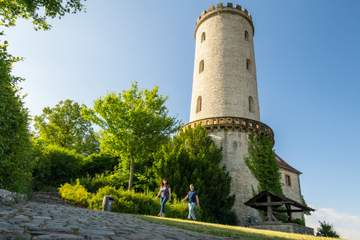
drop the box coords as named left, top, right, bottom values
left=34, top=99, right=98, bottom=155
left=0, top=0, right=86, bottom=30
left=83, top=82, right=179, bottom=190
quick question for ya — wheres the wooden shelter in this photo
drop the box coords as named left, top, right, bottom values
left=244, top=191, right=314, bottom=222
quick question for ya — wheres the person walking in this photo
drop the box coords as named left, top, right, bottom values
left=182, top=184, right=200, bottom=220
left=157, top=179, right=171, bottom=217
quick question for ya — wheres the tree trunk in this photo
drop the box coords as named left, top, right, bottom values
left=128, top=158, right=134, bottom=191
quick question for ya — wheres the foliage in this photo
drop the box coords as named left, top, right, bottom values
left=245, top=134, right=283, bottom=195
left=81, top=153, right=119, bottom=177
left=58, top=179, right=90, bottom=207
left=32, top=144, right=84, bottom=190
left=316, top=221, right=340, bottom=238
left=78, top=171, right=126, bottom=193
left=155, top=126, right=236, bottom=224
left=0, top=0, right=86, bottom=30
left=83, top=82, right=179, bottom=190
left=59, top=182, right=189, bottom=218
left=0, top=41, right=33, bottom=193
left=34, top=99, right=99, bottom=155
left=0, top=0, right=86, bottom=193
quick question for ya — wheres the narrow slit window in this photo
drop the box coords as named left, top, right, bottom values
left=285, top=174, right=292, bottom=187
left=246, top=58, right=251, bottom=70
left=245, top=30, right=249, bottom=41
left=199, top=60, right=205, bottom=73
left=201, top=32, right=206, bottom=43
left=248, top=96, right=254, bottom=113
left=196, top=96, right=202, bottom=113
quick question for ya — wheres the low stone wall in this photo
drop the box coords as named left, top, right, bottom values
left=253, top=223, right=314, bottom=235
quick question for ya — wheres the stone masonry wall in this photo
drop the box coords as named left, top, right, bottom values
left=190, top=11, right=260, bottom=122
left=280, top=168, right=304, bottom=220
left=209, top=129, right=261, bottom=225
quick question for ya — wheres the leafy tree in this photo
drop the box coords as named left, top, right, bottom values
left=0, top=0, right=86, bottom=192
left=245, top=134, right=283, bottom=195
left=0, top=42, right=33, bottom=193
left=155, top=127, right=236, bottom=224
left=316, top=221, right=340, bottom=238
left=34, top=99, right=99, bottom=155
left=83, top=83, right=179, bottom=190
left=0, top=0, right=85, bottom=30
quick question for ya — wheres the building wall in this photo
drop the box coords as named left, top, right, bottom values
left=280, top=169, right=304, bottom=220
left=190, top=10, right=260, bottom=122
left=209, top=129, right=261, bottom=225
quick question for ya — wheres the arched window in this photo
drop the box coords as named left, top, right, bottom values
left=248, top=96, right=254, bottom=113
left=196, top=96, right=202, bottom=113
left=201, top=32, right=206, bottom=43
left=199, top=60, right=205, bottom=73
left=244, top=30, right=249, bottom=41
left=246, top=58, right=251, bottom=70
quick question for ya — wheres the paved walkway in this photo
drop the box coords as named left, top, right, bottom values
left=0, top=201, right=229, bottom=240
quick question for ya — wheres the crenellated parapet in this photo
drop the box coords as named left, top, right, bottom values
left=195, top=2, right=254, bottom=36
left=184, top=116, right=274, bottom=143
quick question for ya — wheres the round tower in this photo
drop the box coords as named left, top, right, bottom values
left=189, top=2, right=259, bottom=122
left=186, top=3, right=274, bottom=225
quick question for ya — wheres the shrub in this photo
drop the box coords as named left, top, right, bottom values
left=58, top=180, right=92, bottom=207
left=59, top=182, right=191, bottom=219
left=316, top=221, right=340, bottom=238
left=81, top=153, right=119, bottom=177
left=32, top=144, right=84, bottom=190
left=78, top=171, right=127, bottom=193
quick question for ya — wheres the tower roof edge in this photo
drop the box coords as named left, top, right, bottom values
left=195, top=2, right=254, bottom=37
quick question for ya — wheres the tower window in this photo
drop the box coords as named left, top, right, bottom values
left=199, top=60, right=205, bottom=73
left=196, top=96, right=202, bottom=113
left=245, top=30, right=249, bottom=41
left=248, top=96, right=254, bottom=113
left=246, top=58, right=251, bottom=70
left=201, top=32, right=206, bottom=43
left=285, top=174, right=292, bottom=187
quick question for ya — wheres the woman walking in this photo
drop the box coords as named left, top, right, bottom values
left=182, top=184, right=200, bottom=220
left=157, top=179, right=171, bottom=217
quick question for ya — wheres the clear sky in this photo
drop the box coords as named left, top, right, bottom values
left=5, top=1, right=360, bottom=238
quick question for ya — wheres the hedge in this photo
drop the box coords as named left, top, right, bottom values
left=58, top=181, right=193, bottom=219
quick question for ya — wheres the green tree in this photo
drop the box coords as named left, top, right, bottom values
left=155, top=127, right=236, bottom=224
left=245, top=134, right=283, bottom=195
left=83, top=83, right=178, bottom=190
left=34, top=99, right=99, bottom=155
left=0, top=0, right=85, bottom=30
left=0, top=0, right=86, bottom=193
left=0, top=42, right=32, bottom=193
left=316, top=221, right=340, bottom=238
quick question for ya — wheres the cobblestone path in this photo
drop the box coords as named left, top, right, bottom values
left=0, top=200, right=229, bottom=240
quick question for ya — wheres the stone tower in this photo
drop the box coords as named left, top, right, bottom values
left=186, top=3, right=274, bottom=224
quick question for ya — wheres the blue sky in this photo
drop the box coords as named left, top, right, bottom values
left=5, top=1, right=360, bottom=238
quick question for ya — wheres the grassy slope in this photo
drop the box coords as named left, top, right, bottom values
left=140, top=216, right=340, bottom=240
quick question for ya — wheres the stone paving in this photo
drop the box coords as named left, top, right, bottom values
left=0, top=200, right=230, bottom=240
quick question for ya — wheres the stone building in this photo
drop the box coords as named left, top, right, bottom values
left=185, top=3, right=304, bottom=225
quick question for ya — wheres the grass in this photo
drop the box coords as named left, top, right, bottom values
left=140, top=216, right=340, bottom=240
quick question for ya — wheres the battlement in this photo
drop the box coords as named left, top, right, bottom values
left=195, top=2, right=254, bottom=35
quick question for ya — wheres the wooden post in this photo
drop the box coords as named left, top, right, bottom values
left=286, top=204, right=292, bottom=222
left=266, top=194, right=273, bottom=222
